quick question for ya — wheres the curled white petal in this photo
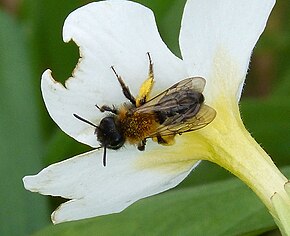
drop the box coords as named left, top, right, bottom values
left=43, top=0, right=187, bottom=147
left=180, top=0, right=275, bottom=101
left=23, top=147, right=198, bottom=224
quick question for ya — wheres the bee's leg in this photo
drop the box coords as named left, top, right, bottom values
left=111, top=66, right=136, bottom=106
left=96, top=104, right=118, bottom=114
left=154, top=134, right=175, bottom=146
left=136, top=52, right=154, bottom=107
left=137, top=139, right=146, bottom=151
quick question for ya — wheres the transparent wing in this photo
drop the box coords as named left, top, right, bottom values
left=136, top=77, right=206, bottom=113
left=148, top=104, right=216, bottom=137
left=133, top=77, right=215, bottom=138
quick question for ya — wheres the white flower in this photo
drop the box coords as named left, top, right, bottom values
left=23, top=0, right=290, bottom=232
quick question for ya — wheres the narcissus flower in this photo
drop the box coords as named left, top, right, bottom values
left=23, top=0, right=290, bottom=233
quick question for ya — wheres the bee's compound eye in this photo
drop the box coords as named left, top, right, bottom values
left=109, top=132, right=125, bottom=149
left=97, top=117, right=125, bottom=150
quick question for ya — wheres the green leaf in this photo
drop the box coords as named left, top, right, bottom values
left=19, top=0, right=81, bottom=140
left=34, top=167, right=290, bottom=236
left=0, top=10, right=49, bottom=236
left=134, top=0, right=186, bottom=55
left=271, top=73, right=290, bottom=98
left=20, top=0, right=81, bottom=82
left=241, top=98, right=290, bottom=166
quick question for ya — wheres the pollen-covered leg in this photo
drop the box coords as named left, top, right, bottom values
left=111, top=66, right=136, bottom=106
left=136, top=52, right=154, bottom=107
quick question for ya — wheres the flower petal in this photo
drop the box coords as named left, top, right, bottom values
left=179, top=0, right=275, bottom=101
left=23, top=147, right=197, bottom=224
left=271, top=182, right=290, bottom=235
left=43, top=0, right=186, bottom=147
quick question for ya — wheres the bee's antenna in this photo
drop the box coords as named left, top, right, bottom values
left=103, top=145, right=107, bottom=167
left=73, top=114, right=98, bottom=128
left=73, top=113, right=108, bottom=167
left=94, top=146, right=106, bottom=167
left=146, top=52, right=152, bottom=64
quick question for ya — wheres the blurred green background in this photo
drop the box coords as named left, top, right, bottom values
left=0, top=0, right=289, bottom=235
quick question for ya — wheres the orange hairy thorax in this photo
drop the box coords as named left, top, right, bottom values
left=118, top=105, right=158, bottom=144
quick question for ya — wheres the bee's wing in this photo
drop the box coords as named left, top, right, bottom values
left=137, top=77, right=206, bottom=112
left=148, top=104, right=216, bottom=137
left=135, top=77, right=215, bottom=138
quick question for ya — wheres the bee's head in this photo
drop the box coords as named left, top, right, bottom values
left=96, top=116, right=125, bottom=150
left=73, top=114, right=125, bottom=167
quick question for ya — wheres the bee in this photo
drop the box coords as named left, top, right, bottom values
left=74, top=53, right=216, bottom=166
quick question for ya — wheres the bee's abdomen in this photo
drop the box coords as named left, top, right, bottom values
left=155, top=90, right=204, bottom=124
